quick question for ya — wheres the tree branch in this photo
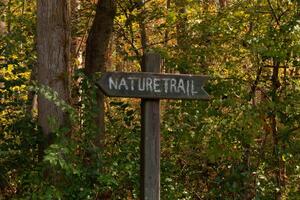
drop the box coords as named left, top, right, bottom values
left=267, top=0, right=280, bottom=26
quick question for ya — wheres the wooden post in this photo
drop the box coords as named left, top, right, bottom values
left=95, top=52, right=209, bottom=199
left=141, top=53, right=161, bottom=200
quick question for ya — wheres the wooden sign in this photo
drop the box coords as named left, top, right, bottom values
left=96, top=72, right=209, bottom=100
left=95, top=53, right=210, bottom=200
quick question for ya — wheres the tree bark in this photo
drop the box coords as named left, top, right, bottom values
left=164, top=0, right=171, bottom=47
left=219, top=0, right=228, bottom=8
left=71, top=0, right=81, bottom=64
left=37, top=0, right=71, bottom=145
left=270, top=61, right=285, bottom=200
left=84, top=0, right=116, bottom=146
left=175, top=0, right=189, bottom=73
left=137, top=0, right=148, bottom=55
left=0, top=0, right=8, bottom=35
left=175, top=0, right=187, bottom=52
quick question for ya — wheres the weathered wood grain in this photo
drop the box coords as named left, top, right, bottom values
left=141, top=53, right=161, bottom=200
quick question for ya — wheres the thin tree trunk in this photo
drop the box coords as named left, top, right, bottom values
left=163, top=0, right=171, bottom=74
left=84, top=0, right=116, bottom=146
left=175, top=0, right=187, bottom=52
left=175, top=0, right=188, bottom=73
left=70, top=0, right=81, bottom=107
left=137, top=0, right=148, bottom=70
left=138, top=2, right=148, bottom=55
left=70, top=0, right=81, bottom=64
left=219, top=0, right=228, bottom=8
left=6, top=0, right=11, bottom=33
left=270, top=61, right=285, bottom=200
left=0, top=0, right=8, bottom=35
left=37, top=0, right=71, bottom=146
left=164, top=0, right=171, bottom=47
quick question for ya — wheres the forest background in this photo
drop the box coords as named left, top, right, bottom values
left=1, top=0, right=300, bottom=199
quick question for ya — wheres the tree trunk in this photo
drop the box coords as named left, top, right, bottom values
left=138, top=1, right=148, bottom=55
left=175, top=0, right=188, bottom=73
left=219, top=0, right=228, bottom=8
left=0, top=0, right=8, bottom=35
left=84, top=0, right=116, bottom=146
left=37, top=0, right=71, bottom=146
left=164, top=0, right=171, bottom=47
left=70, top=0, right=81, bottom=105
left=175, top=0, right=187, bottom=49
left=70, top=0, right=81, bottom=65
left=270, top=61, right=285, bottom=200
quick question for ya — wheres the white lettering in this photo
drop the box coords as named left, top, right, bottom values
left=138, top=78, right=145, bottom=91
left=109, top=77, right=118, bottom=90
left=128, top=77, right=138, bottom=91
left=109, top=76, right=197, bottom=96
left=186, top=80, right=190, bottom=96
left=191, top=80, right=198, bottom=95
left=170, top=78, right=178, bottom=93
left=153, top=78, right=161, bottom=93
left=161, top=78, right=170, bottom=93
left=178, top=79, right=186, bottom=94
left=146, top=77, right=153, bottom=91
left=118, top=77, right=128, bottom=90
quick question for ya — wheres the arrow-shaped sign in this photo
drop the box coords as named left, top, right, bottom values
left=96, top=72, right=210, bottom=100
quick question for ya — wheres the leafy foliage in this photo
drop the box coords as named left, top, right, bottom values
left=1, top=0, right=299, bottom=199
